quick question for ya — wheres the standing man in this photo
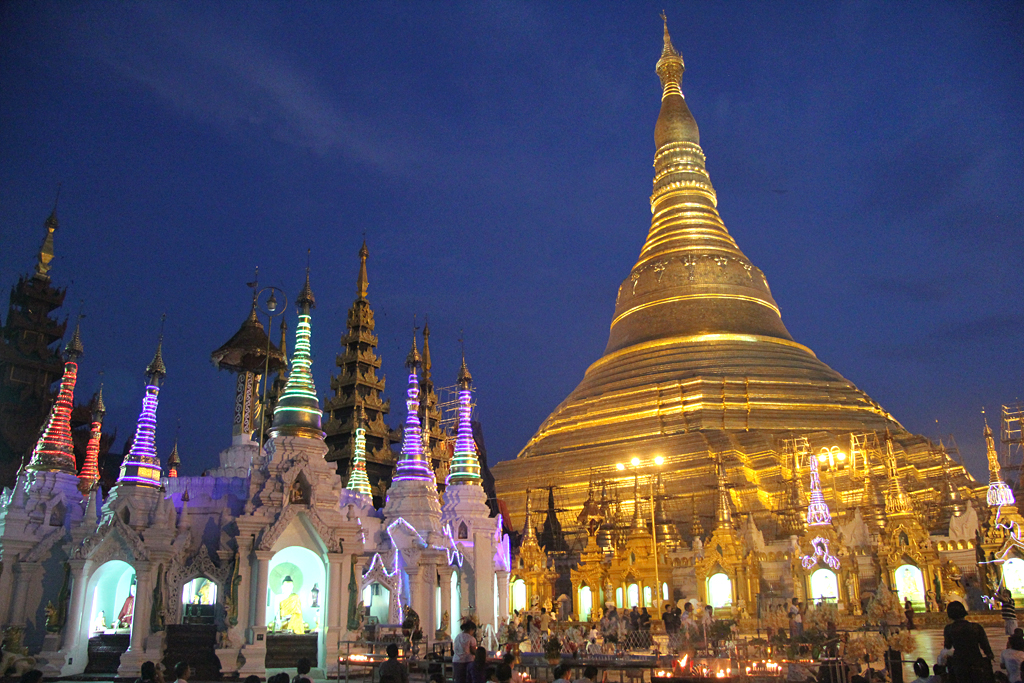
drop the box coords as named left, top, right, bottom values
left=539, top=607, right=551, bottom=635
left=1003, top=589, right=1019, bottom=635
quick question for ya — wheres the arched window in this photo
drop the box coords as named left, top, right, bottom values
left=706, top=573, right=732, bottom=608
left=458, top=522, right=469, bottom=540
left=578, top=585, right=593, bottom=622
left=810, top=569, right=838, bottom=604
left=627, top=583, right=639, bottom=608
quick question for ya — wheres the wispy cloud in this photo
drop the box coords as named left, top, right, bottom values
left=65, top=2, right=409, bottom=169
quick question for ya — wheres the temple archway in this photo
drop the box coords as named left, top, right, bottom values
left=1004, top=558, right=1024, bottom=600
left=894, top=564, right=925, bottom=607
left=361, top=582, right=391, bottom=624
left=626, top=583, right=640, bottom=608
left=578, top=585, right=593, bottom=622
left=181, top=577, right=217, bottom=625
left=267, top=546, right=325, bottom=634
left=510, top=578, right=527, bottom=614
left=88, top=561, right=137, bottom=635
left=810, top=569, right=839, bottom=604
left=707, top=572, right=732, bottom=608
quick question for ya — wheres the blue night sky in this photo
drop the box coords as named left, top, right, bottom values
left=1, top=2, right=1021, bottom=479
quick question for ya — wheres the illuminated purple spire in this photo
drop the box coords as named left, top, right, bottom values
left=806, top=450, right=832, bottom=527
left=118, top=330, right=166, bottom=487
left=394, top=336, right=433, bottom=482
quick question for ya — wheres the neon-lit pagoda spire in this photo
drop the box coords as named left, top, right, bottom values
left=394, top=335, right=433, bottom=482
left=985, top=416, right=1015, bottom=508
left=805, top=449, right=833, bottom=527
left=167, top=440, right=181, bottom=478
left=882, top=430, right=913, bottom=515
left=26, top=319, right=83, bottom=474
left=269, top=268, right=324, bottom=440
left=78, top=385, right=105, bottom=494
left=346, top=402, right=372, bottom=498
left=117, top=330, right=167, bottom=487
left=446, top=353, right=481, bottom=485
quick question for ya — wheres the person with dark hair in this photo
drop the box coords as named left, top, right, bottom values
left=1002, top=633, right=1024, bottom=683
left=453, top=621, right=478, bottom=683
left=932, top=663, right=948, bottom=683
left=270, top=674, right=291, bottom=683
left=912, top=659, right=931, bottom=683
left=469, top=646, right=489, bottom=683
left=19, top=671, right=42, bottom=683
left=496, top=664, right=513, bottom=683
left=502, top=652, right=525, bottom=683
left=244, top=676, right=261, bottom=683
left=574, top=665, right=601, bottom=683
left=944, top=601, right=994, bottom=683
left=552, top=664, right=572, bottom=683
left=137, top=661, right=158, bottom=683
left=1004, top=590, right=1019, bottom=636
left=294, top=657, right=313, bottom=683
left=379, top=643, right=409, bottom=683
left=173, top=662, right=191, bottom=683
left=905, top=599, right=916, bottom=630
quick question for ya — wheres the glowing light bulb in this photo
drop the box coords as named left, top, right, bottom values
left=631, top=456, right=640, bottom=466
left=654, top=455, right=664, bottom=465
left=617, top=463, right=625, bottom=471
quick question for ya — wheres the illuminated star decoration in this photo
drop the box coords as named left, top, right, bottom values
left=800, top=536, right=840, bottom=570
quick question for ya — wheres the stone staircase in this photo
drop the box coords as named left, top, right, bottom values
left=162, top=624, right=221, bottom=680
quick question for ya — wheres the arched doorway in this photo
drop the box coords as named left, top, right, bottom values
left=810, top=569, right=839, bottom=604
left=1005, top=558, right=1024, bottom=600
left=181, top=577, right=217, bottom=624
left=578, top=585, right=593, bottom=622
left=706, top=572, right=732, bottom=609
left=361, top=582, right=391, bottom=624
left=626, top=583, right=640, bottom=608
left=511, top=578, right=527, bottom=614
left=84, top=560, right=137, bottom=674
left=894, top=564, right=925, bottom=607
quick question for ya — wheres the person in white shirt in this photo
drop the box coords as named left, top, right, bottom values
left=172, top=662, right=191, bottom=683
left=1002, top=633, right=1024, bottom=683
left=453, top=621, right=478, bottom=683
left=539, top=607, right=552, bottom=634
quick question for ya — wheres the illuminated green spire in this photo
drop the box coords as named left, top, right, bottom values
left=346, top=402, right=372, bottom=498
left=269, top=268, right=324, bottom=440
left=446, top=353, right=481, bottom=485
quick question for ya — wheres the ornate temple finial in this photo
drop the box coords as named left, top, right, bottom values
left=296, top=260, right=316, bottom=312
left=65, top=315, right=85, bottom=361
left=147, top=315, right=167, bottom=384
left=939, top=440, right=965, bottom=517
left=93, top=381, right=106, bottom=418
left=357, top=241, right=369, bottom=300
left=346, top=401, right=372, bottom=498
left=422, top=316, right=432, bottom=380
left=882, top=429, right=914, bottom=514
left=34, top=185, right=60, bottom=281
left=394, top=335, right=432, bottom=483
left=985, top=412, right=1015, bottom=508
left=167, top=439, right=181, bottom=478
left=26, top=313, right=81, bottom=475
left=714, top=454, right=733, bottom=530
left=656, top=12, right=685, bottom=97
left=269, top=270, right=324, bottom=440
left=279, top=319, right=289, bottom=367
left=118, top=333, right=168, bottom=487
left=806, top=448, right=833, bottom=527
left=447, top=351, right=480, bottom=486
left=690, top=493, right=704, bottom=540
left=523, top=489, right=538, bottom=543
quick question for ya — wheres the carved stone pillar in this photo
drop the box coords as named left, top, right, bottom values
left=253, top=550, right=272, bottom=629
left=438, top=566, right=454, bottom=640
left=117, top=562, right=152, bottom=678
left=9, top=562, right=41, bottom=625
left=496, top=570, right=510, bottom=624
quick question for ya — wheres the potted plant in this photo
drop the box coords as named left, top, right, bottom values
left=544, top=634, right=562, bottom=667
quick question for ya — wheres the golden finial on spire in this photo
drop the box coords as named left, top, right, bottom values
left=34, top=185, right=61, bottom=281
left=656, top=11, right=684, bottom=96
left=357, top=240, right=369, bottom=300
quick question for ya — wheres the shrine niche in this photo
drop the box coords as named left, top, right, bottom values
left=267, top=546, right=325, bottom=634
left=88, top=561, right=136, bottom=634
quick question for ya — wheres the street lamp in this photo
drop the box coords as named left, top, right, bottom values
left=616, top=456, right=666, bottom=610
left=257, top=285, right=288, bottom=451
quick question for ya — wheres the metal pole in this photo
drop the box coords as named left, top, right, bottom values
left=650, top=474, right=660, bottom=610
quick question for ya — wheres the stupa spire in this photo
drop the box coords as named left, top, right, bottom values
left=26, top=317, right=82, bottom=474
left=269, top=269, right=324, bottom=440
left=356, top=240, right=369, bottom=300
left=346, top=402, right=372, bottom=498
left=78, top=384, right=104, bottom=493
left=394, top=334, right=432, bottom=482
left=522, top=489, right=538, bottom=543
left=690, top=494, right=704, bottom=540
left=167, top=439, right=181, bottom=478
left=714, top=455, right=733, bottom=531
left=34, top=187, right=60, bottom=281
left=447, top=351, right=481, bottom=485
left=118, top=328, right=167, bottom=487
left=882, top=430, right=913, bottom=515
left=985, top=415, right=1015, bottom=508
left=805, top=449, right=833, bottom=527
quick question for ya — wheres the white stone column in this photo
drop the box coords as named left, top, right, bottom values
left=439, top=566, right=454, bottom=640
left=238, top=550, right=272, bottom=678
left=117, top=562, right=152, bottom=678
left=325, top=552, right=344, bottom=671
left=253, top=550, right=272, bottom=629
left=496, top=570, right=510, bottom=624
left=58, top=558, right=92, bottom=672
left=9, top=561, right=41, bottom=625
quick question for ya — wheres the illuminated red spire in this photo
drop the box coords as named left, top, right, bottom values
left=78, top=385, right=105, bottom=494
left=27, top=320, right=83, bottom=474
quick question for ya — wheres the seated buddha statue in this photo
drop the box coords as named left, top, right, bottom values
left=278, top=577, right=305, bottom=634
left=92, top=610, right=107, bottom=633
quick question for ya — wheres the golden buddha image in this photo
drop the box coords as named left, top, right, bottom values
left=278, top=576, right=305, bottom=634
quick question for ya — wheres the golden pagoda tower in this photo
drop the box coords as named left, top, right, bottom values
left=492, top=15, right=971, bottom=548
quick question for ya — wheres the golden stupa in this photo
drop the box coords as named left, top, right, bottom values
left=492, top=18, right=975, bottom=539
